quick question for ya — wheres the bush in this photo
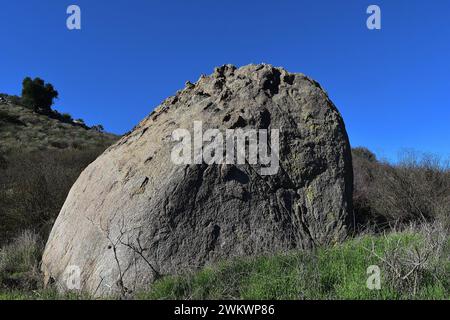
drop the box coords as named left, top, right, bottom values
left=353, top=147, right=377, bottom=163
left=0, top=148, right=107, bottom=245
left=0, top=230, right=43, bottom=290
left=371, top=222, right=449, bottom=297
left=50, top=140, right=69, bottom=149
left=60, top=113, right=73, bottom=123
left=91, top=124, right=104, bottom=133
left=352, top=148, right=450, bottom=231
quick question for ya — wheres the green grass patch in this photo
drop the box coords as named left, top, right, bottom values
left=137, top=232, right=448, bottom=300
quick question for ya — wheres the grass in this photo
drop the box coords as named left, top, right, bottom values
left=1, top=229, right=446, bottom=300
left=0, top=231, right=42, bottom=290
left=0, top=102, right=117, bottom=154
left=136, top=230, right=449, bottom=300
left=0, top=289, right=90, bottom=300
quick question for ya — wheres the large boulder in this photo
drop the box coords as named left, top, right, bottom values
left=42, top=64, right=353, bottom=296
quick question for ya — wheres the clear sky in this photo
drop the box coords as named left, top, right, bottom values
left=0, top=1, right=449, bottom=161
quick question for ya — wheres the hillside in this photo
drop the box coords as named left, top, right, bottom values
left=0, top=94, right=119, bottom=246
left=0, top=96, right=117, bottom=154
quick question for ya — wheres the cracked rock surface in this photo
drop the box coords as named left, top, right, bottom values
left=41, top=64, right=353, bottom=296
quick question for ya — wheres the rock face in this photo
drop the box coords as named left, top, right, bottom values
left=41, top=64, right=353, bottom=296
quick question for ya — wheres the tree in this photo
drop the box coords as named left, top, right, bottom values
left=21, top=77, right=58, bottom=112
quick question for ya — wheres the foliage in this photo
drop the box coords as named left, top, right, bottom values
left=0, top=148, right=109, bottom=245
left=352, top=148, right=450, bottom=231
left=60, top=113, right=73, bottom=123
left=138, top=224, right=449, bottom=300
left=21, top=77, right=58, bottom=112
left=0, top=230, right=43, bottom=291
left=91, top=124, right=105, bottom=133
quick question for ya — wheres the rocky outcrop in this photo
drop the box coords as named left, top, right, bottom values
left=41, top=64, right=353, bottom=296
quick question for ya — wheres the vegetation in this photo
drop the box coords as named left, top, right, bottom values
left=3, top=78, right=98, bottom=127
left=0, top=224, right=447, bottom=300
left=0, top=149, right=115, bottom=297
left=0, top=231, right=42, bottom=291
left=138, top=224, right=448, bottom=300
left=60, top=113, right=73, bottom=123
left=0, top=101, right=116, bottom=154
left=21, top=77, right=58, bottom=112
left=0, top=148, right=111, bottom=245
left=0, top=87, right=118, bottom=297
left=352, top=147, right=450, bottom=230
left=91, top=124, right=105, bottom=133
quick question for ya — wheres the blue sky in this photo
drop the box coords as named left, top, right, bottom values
left=0, top=0, right=449, bottom=161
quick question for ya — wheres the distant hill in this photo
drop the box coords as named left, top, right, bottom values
left=0, top=95, right=118, bottom=154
